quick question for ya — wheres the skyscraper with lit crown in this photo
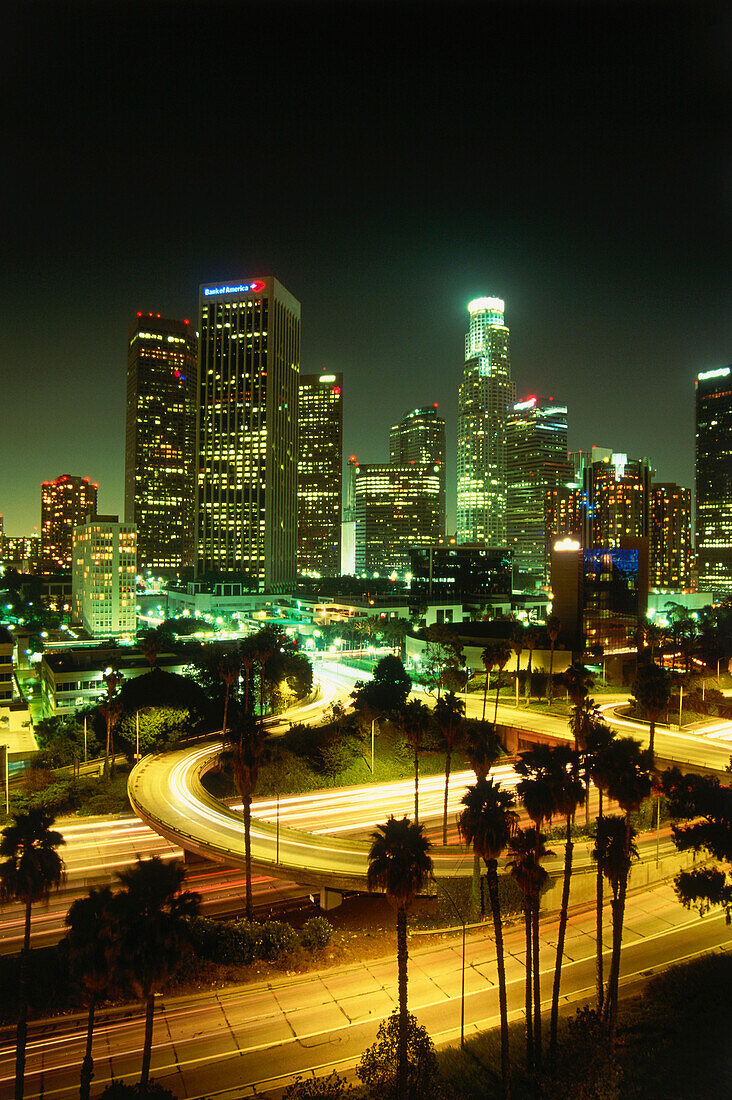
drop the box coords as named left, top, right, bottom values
left=696, top=366, right=732, bottom=593
left=41, top=475, right=98, bottom=573
left=298, top=371, right=343, bottom=577
left=196, top=278, right=300, bottom=592
left=457, top=296, right=515, bottom=545
left=390, top=405, right=446, bottom=536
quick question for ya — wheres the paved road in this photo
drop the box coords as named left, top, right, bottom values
left=2, top=880, right=730, bottom=1099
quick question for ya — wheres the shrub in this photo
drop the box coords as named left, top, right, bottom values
left=358, top=1011, right=442, bottom=1100
left=99, top=1081, right=178, bottom=1099
left=283, top=1070, right=353, bottom=1098
left=259, top=919, right=300, bottom=960
left=300, top=916, right=333, bottom=953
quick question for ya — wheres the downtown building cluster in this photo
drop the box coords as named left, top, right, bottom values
left=1, top=279, right=730, bottom=648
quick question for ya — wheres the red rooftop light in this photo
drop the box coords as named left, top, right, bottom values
left=137, top=311, right=142, bottom=317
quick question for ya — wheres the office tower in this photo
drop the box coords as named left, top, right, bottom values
left=352, top=462, right=442, bottom=575
left=650, top=483, right=691, bottom=589
left=41, top=475, right=98, bottom=573
left=298, top=372, right=343, bottom=577
left=457, top=296, right=515, bottom=545
left=196, top=278, right=300, bottom=592
left=582, top=453, right=653, bottom=548
left=409, top=543, right=512, bottom=600
left=72, top=515, right=137, bottom=638
left=125, top=313, right=198, bottom=576
left=390, top=405, right=446, bottom=535
left=696, top=366, right=732, bottom=593
left=506, top=396, right=572, bottom=588
left=1, top=535, right=41, bottom=573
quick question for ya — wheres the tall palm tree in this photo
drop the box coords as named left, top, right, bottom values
left=434, top=692, right=465, bottom=845
left=0, top=809, right=65, bottom=1100
left=547, top=746, right=585, bottom=1077
left=240, top=653, right=254, bottom=715
left=114, top=858, right=200, bottom=1094
left=506, top=826, right=552, bottom=1078
left=631, top=661, right=671, bottom=760
left=584, top=718, right=617, bottom=1008
left=591, top=815, right=638, bottom=1019
left=481, top=643, right=497, bottom=723
left=100, top=667, right=123, bottom=778
left=492, top=640, right=513, bottom=726
left=218, top=654, right=241, bottom=742
left=458, top=779, right=518, bottom=1099
left=546, top=615, right=561, bottom=705
left=562, top=661, right=594, bottom=714
left=511, top=628, right=524, bottom=705
left=367, top=816, right=433, bottom=1100
left=254, top=643, right=274, bottom=717
left=65, top=886, right=116, bottom=1100
left=524, top=627, right=538, bottom=704
left=464, top=722, right=502, bottom=781
left=396, top=699, right=431, bottom=823
left=227, top=711, right=268, bottom=919
left=593, top=738, right=651, bottom=1039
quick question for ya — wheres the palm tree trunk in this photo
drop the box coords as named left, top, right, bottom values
left=15, top=900, right=32, bottom=1100
left=550, top=817, right=573, bottom=1076
left=222, top=684, right=230, bottom=742
left=80, top=998, right=95, bottom=1100
left=482, top=672, right=489, bottom=723
left=413, top=746, right=419, bottom=824
left=532, top=896, right=542, bottom=1075
left=524, top=903, right=534, bottom=1076
left=493, top=670, right=503, bottom=726
left=397, top=904, right=409, bottom=1100
left=442, top=749, right=451, bottom=846
left=486, top=859, right=511, bottom=1099
left=547, top=644, right=555, bottom=706
left=525, top=652, right=532, bottom=704
left=596, top=795, right=604, bottom=1012
left=140, top=992, right=155, bottom=1093
left=604, top=815, right=632, bottom=1041
left=649, top=716, right=656, bottom=760
left=244, top=794, right=254, bottom=921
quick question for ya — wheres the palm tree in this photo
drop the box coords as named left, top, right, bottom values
left=524, top=627, right=538, bottom=704
left=396, top=699, right=431, bottom=823
left=0, top=809, right=65, bottom=1100
left=631, top=661, right=671, bottom=760
left=506, top=826, right=552, bottom=1078
left=547, top=746, right=585, bottom=1077
left=492, top=640, right=513, bottom=726
left=218, top=654, right=241, bottom=741
left=434, top=692, right=465, bottom=845
left=254, top=643, right=274, bottom=717
left=141, top=632, right=159, bottom=671
left=584, top=718, right=617, bottom=1008
left=458, top=778, right=518, bottom=1099
left=481, top=643, right=496, bottom=723
left=464, top=722, right=503, bottom=781
left=593, top=738, right=651, bottom=1039
left=240, top=653, right=254, bottom=715
left=562, top=661, right=594, bottom=714
left=591, top=815, right=638, bottom=1020
left=114, top=858, right=200, bottom=1094
left=367, top=816, right=433, bottom=1100
left=546, top=615, right=561, bottom=705
left=511, top=628, right=524, bottom=705
left=100, top=667, right=123, bottom=778
left=65, top=886, right=116, bottom=1100
left=227, top=711, right=268, bottom=920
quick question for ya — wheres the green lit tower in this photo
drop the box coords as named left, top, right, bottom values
left=457, top=296, right=515, bottom=545
left=696, top=366, right=732, bottom=593
left=389, top=404, right=446, bottom=536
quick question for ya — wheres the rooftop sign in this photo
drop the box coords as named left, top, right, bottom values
left=202, top=280, right=265, bottom=298
left=697, top=367, right=730, bottom=381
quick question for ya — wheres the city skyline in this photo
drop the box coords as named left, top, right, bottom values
left=3, top=1, right=729, bottom=534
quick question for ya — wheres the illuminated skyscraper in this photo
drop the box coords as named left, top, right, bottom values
left=506, top=396, right=571, bottom=588
left=72, top=515, right=137, bottom=638
left=125, top=314, right=198, bottom=576
left=650, top=483, right=691, bottom=589
left=41, top=475, right=98, bottom=573
left=390, top=405, right=446, bottom=536
left=457, top=296, right=515, bottom=545
left=298, top=372, right=343, bottom=577
left=196, top=278, right=300, bottom=592
left=583, top=454, right=653, bottom=548
left=696, top=366, right=732, bottom=593
left=352, top=462, right=442, bottom=575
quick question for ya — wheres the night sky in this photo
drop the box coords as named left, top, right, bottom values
left=3, top=0, right=729, bottom=536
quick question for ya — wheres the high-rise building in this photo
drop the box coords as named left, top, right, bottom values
left=72, top=515, right=137, bottom=638
left=125, top=313, right=198, bottom=576
left=457, top=296, right=515, bottom=545
left=583, top=453, right=653, bottom=548
left=196, top=278, right=300, bottom=592
left=506, top=396, right=571, bottom=588
left=695, top=366, right=732, bottom=593
left=298, top=372, right=343, bottom=577
left=1, top=535, right=40, bottom=573
left=41, top=475, right=98, bottom=573
left=352, top=462, right=442, bottom=575
left=390, top=405, right=446, bottom=535
left=650, top=483, right=691, bottom=590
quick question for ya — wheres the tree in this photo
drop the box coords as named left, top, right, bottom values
left=506, top=826, right=552, bottom=1077
left=546, top=615, right=561, bottom=705
left=524, top=627, right=538, bottom=703
left=100, top=667, right=123, bottom=778
left=422, top=623, right=463, bottom=700
left=395, top=699, right=431, bottom=823
left=358, top=1012, right=440, bottom=1100
left=464, top=722, right=503, bottom=781
left=480, top=642, right=497, bottom=722
left=583, top=715, right=617, bottom=1009
left=511, top=628, right=523, bottom=704
left=663, top=768, right=732, bottom=922
left=591, top=815, right=638, bottom=1024
left=458, top=778, right=518, bottom=1098
left=562, top=661, right=594, bottom=713
left=593, top=738, right=651, bottom=1038
left=491, top=640, right=513, bottom=726
left=0, top=809, right=65, bottom=1099
left=65, top=886, right=116, bottom=1100
left=113, top=858, right=200, bottom=1094
left=226, top=711, right=268, bottom=920
left=434, top=692, right=465, bottom=845
left=219, top=654, right=241, bottom=741
left=631, top=662, right=671, bottom=760
left=370, top=654, right=413, bottom=714
left=367, top=817, right=433, bottom=1100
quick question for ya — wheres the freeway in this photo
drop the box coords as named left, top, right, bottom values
left=2, top=880, right=730, bottom=1099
